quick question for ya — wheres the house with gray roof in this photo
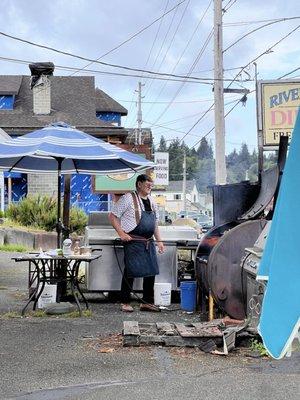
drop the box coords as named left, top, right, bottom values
left=0, top=62, right=132, bottom=212
left=152, top=180, right=212, bottom=216
left=0, top=67, right=127, bottom=139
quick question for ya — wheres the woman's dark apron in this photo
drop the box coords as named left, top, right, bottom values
left=123, top=193, right=159, bottom=278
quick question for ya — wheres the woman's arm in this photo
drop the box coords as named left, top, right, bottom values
left=108, top=213, right=132, bottom=242
left=154, top=224, right=165, bottom=253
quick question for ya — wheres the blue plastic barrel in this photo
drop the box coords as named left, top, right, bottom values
left=180, top=281, right=197, bottom=312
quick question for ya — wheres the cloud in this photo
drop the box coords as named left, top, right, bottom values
left=0, top=0, right=300, bottom=154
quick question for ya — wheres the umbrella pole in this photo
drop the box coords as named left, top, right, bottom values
left=56, top=158, right=63, bottom=248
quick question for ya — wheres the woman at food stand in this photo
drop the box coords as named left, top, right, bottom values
left=109, top=174, right=164, bottom=312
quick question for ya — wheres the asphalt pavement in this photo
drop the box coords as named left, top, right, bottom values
left=0, top=252, right=299, bottom=400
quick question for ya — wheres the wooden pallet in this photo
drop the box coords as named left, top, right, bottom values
left=122, top=320, right=242, bottom=353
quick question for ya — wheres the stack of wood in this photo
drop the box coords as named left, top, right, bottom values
left=123, top=318, right=247, bottom=354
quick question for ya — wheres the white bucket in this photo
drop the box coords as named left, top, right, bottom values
left=37, top=283, right=57, bottom=309
left=154, top=283, right=172, bottom=306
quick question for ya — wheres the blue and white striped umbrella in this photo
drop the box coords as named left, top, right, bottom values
left=0, top=122, right=154, bottom=246
left=0, top=122, right=154, bottom=174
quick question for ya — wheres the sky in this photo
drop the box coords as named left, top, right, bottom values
left=0, top=0, right=300, bottom=155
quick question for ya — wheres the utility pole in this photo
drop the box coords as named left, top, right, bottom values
left=214, top=0, right=227, bottom=184
left=254, top=62, right=264, bottom=183
left=182, top=151, right=187, bottom=213
left=135, top=81, right=144, bottom=145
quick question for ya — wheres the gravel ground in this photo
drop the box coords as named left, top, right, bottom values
left=0, top=251, right=299, bottom=400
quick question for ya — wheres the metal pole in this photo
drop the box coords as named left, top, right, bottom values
left=62, top=174, right=71, bottom=241
left=56, top=158, right=63, bottom=248
left=182, top=152, right=187, bottom=213
left=136, top=81, right=144, bottom=145
left=214, top=0, right=227, bottom=184
left=254, top=62, right=264, bottom=182
left=7, top=177, right=12, bottom=206
left=0, top=172, right=5, bottom=212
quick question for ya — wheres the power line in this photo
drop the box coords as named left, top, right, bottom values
left=151, top=96, right=236, bottom=142
left=149, top=0, right=238, bottom=126
left=0, top=55, right=251, bottom=83
left=143, top=0, right=191, bottom=98
left=69, top=0, right=187, bottom=76
left=148, top=98, right=239, bottom=128
left=139, top=0, right=170, bottom=78
left=223, top=0, right=238, bottom=13
left=144, top=0, right=213, bottom=119
left=277, top=67, right=300, bottom=79
left=224, top=16, right=300, bottom=27
left=224, top=17, right=300, bottom=53
left=151, top=23, right=300, bottom=154
left=0, top=32, right=249, bottom=84
left=126, top=0, right=172, bottom=128
left=0, top=32, right=216, bottom=81
left=182, top=24, right=300, bottom=149
left=144, top=0, right=180, bottom=79
left=117, top=97, right=218, bottom=104
left=0, top=56, right=214, bottom=84
left=152, top=29, right=214, bottom=125
left=226, top=23, right=300, bottom=89
left=191, top=91, right=255, bottom=149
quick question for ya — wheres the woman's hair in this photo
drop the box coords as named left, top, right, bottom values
left=135, top=174, right=153, bottom=188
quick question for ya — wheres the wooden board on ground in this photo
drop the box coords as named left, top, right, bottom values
left=122, top=321, right=226, bottom=352
left=175, top=323, right=223, bottom=338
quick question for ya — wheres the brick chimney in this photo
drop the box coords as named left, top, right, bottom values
left=29, top=62, right=54, bottom=115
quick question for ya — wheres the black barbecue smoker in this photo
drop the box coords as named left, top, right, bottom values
left=195, top=136, right=288, bottom=325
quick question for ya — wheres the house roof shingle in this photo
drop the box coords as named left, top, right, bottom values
left=0, top=75, right=127, bottom=138
left=0, top=76, right=22, bottom=95
left=95, top=88, right=127, bottom=115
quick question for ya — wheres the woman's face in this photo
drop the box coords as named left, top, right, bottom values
left=137, top=180, right=153, bottom=196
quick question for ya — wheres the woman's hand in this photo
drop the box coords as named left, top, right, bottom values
left=119, top=232, right=132, bottom=242
left=157, top=241, right=165, bottom=254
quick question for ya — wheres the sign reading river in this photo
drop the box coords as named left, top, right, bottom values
left=258, top=80, right=300, bottom=147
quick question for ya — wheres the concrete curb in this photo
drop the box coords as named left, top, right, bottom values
left=3, top=227, right=57, bottom=250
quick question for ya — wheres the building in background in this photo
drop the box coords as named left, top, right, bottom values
left=0, top=63, right=152, bottom=213
left=152, top=180, right=212, bottom=218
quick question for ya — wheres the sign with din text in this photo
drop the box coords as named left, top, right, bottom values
left=259, top=80, right=300, bottom=146
left=154, top=152, right=169, bottom=186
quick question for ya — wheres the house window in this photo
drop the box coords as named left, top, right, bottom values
left=96, top=112, right=121, bottom=126
left=174, top=194, right=181, bottom=200
left=193, top=194, right=196, bottom=202
left=0, top=95, right=14, bottom=110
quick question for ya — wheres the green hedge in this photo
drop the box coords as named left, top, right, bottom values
left=6, top=195, right=87, bottom=234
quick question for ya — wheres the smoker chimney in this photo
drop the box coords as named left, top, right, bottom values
left=29, top=62, right=54, bottom=115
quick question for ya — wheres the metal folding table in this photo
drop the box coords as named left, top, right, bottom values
left=13, top=254, right=101, bottom=316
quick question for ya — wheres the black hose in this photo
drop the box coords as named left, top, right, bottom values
left=113, top=238, right=179, bottom=310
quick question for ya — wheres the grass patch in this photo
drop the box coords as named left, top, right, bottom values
left=250, top=338, right=269, bottom=357
left=0, top=243, right=31, bottom=252
left=0, top=309, right=93, bottom=319
left=1, top=219, right=45, bottom=233
left=1, top=311, right=22, bottom=319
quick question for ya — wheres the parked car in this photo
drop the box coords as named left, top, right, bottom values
left=196, top=215, right=213, bottom=232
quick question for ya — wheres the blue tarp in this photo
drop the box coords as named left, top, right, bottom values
left=258, top=111, right=300, bottom=359
left=4, top=172, right=22, bottom=178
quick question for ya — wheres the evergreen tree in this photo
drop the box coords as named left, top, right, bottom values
left=196, top=159, right=215, bottom=193
left=168, top=138, right=184, bottom=181
left=238, top=143, right=251, bottom=169
left=226, top=148, right=239, bottom=167
left=250, top=148, right=258, bottom=164
left=197, top=137, right=213, bottom=159
left=157, top=135, right=167, bottom=152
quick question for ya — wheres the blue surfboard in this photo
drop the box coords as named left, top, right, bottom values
left=258, top=110, right=300, bottom=359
